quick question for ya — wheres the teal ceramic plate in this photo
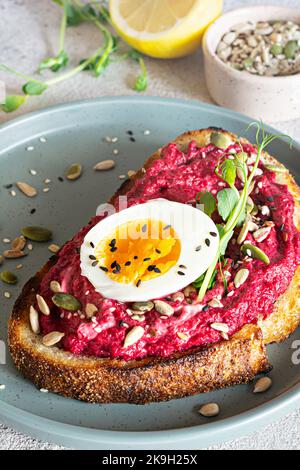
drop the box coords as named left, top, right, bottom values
left=0, top=97, right=299, bottom=450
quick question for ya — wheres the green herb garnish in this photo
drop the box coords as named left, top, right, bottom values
left=197, top=123, right=292, bottom=302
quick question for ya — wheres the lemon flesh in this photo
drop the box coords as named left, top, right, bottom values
left=110, top=0, right=223, bottom=59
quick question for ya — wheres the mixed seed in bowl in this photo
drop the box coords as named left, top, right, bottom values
left=216, top=20, right=300, bottom=76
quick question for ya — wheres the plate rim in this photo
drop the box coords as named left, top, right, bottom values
left=1, top=95, right=300, bottom=448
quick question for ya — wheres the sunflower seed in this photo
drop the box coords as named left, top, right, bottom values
left=131, top=314, right=145, bottom=322
left=199, top=403, right=220, bottom=418
left=10, top=190, right=16, bottom=197
left=93, top=160, right=115, bottom=171
left=65, top=163, right=82, bottom=181
left=50, top=280, right=61, bottom=293
left=48, top=244, right=60, bottom=253
left=154, top=300, right=174, bottom=317
left=36, top=294, right=50, bottom=316
left=52, top=293, right=82, bottom=312
left=177, top=332, right=188, bottom=341
left=12, top=236, right=26, bottom=251
left=29, top=306, right=40, bottom=334
left=264, top=164, right=287, bottom=173
left=253, top=376, right=272, bottom=393
left=237, top=215, right=251, bottom=244
left=127, top=170, right=136, bottom=177
left=3, top=250, right=27, bottom=259
left=210, top=322, right=229, bottom=333
left=16, top=182, right=37, bottom=198
left=2, top=238, right=11, bottom=243
left=85, top=303, right=98, bottom=318
left=234, top=268, right=250, bottom=288
left=30, top=169, right=37, bottom=176
left=16, top=264, right=23, bottom=270
left=123, top=326, right=144, bottom=348
left=131, top=301, right=154, bottom=312
left=42, top=331, right=65, bottom=347
left=21, top=226, right=52, bottom=242
left=208, top=298, right=224, bottom=308
left=0, top=271, right=17, bottom=285
left=253, top=226, right=272, bottom=242
left=260, top=205, right=270, bottom=216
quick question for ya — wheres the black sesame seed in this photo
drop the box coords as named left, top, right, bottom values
left=134, top=256, right=138, bottom=260
left=112, top=269, right=119, bottom=274
left=109, top=239, right=116, bottom=247
left=195, top=245, right=202, bottom=252
left=141, top=224, right=147, bottom=233
left=130, top=137, right=136, bottom=142
left=179, top=265, right=187, bottom=269
left=163, top=224, right=171, bottom=231
left=148, top=265, right=155, bottom=272
left=111, top=261, right=117, bottom=269
left=203, top=305, right=210, bottom=312
left=125, top=261, right=131, bottom=266
left=92, top=261, right=98, bottom=267
left=110, top=247, right=117, bottom=252
left=165, top=297, right=172, bottom=301
left=143, top=257, right=151, bottom=262
left=58, top=176, right=64, bottom=182
left=4, top=184, right=13, bottom=189
left=155, top=249, right=161, bottom=254
left=210, top=232, right=217, bottom=237
left=100, top=266, right=108, bottom=272
left=90, top=241, right=95, bottom=248
left=205, top=239, right=211, bottom=247
left=115, top=262, right=121, bottom=272
left=89, top=255, right=96, bottom=260
left=127, top=130, right=134, bottom=136
left=177, top=271, right=185, bottom=276
left=30, top=208, right=36, bottom=214
left=154, top=267, right=161, bottom=273
left=136, top=280, right=141, bottom=287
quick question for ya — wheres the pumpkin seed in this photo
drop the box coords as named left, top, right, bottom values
left=0, top=271, right=17, bottom=285
left=131, top=301, right=154, bottom=312
left=21, top=226, right=52, bottom=242
left=50, top=280, right=61, bottom=293
left=208, top=298, right=224, bottom=308
left=36, top=294, right=50, bottom=316
left=48, top=244, right=60, bottom=253
left=199, top=403, right=220, bottom=418
left=264, top=164, right=287, bottom=173
left=154, top=300, right=174, bottom=317
left=3, top=250, right=27, bottom=259
left=270, top=44, right=283, bottom=56
left=210, top=322, right=229, bottom=333
left=93, top=160, right=115, bottom=171
left=253, top=376, right=272, bottom=393
left=16, top=182, right=37, bottom=198
left=65, top=163, right=82, bottom=181
left=211, top=132, right=232, bottom=150
left=12, top=236, right=26, bottom=251
left=184, top=285, right=197, bottom=297
left=284, top=40, right=299, bottom=59
left=234, top=268, right=250, bottom=288
left=29, top=306, right=40, bottom=334
left=42, top=331, right=65, bottom=347
left=246, top=196, right=254, bottom=214
left=85, top=303, right=98, bottom=318
left=242, top=243, right=270, bottom=265
left=123, top=325, right=144, bottom=348
left=52, top=293, right=82, bottom=311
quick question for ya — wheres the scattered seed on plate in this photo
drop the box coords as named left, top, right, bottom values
left=3, top=250, right=27, bottom=259
left=26, top=146, right=34, bottom=151
left=111, top=137, right=118, bottom=143
left=29, top=169, right=37, bottom=176
left=40, top=388, right=49, bottom=393
left=66, top=163, right=83, bottom=181
left=16, top=264, right=23, bottom=270
left=113, top=149, right=119, bottom=155
left=0, top=385, right=6, bottom=391
left=199, top=403, right=220, bottom=418
left=0, top=271, right=18, bottom=285
left=4, top=292, right=11, bottom=299
left=12, top=236, right=26, bottom=251
left=144, top=130, right=151, bottom=135
left=119, top=174, right=126, bottom=180
left=39, top=137, right=47, bottom=143
left=10, top=190, right=16, bottom=197
left=28, top=244, right=33, bottom=251
left=44, top=178, right=51, bottom=184
left=48, top=244, right=60, bottom=254
left=2, top=238, right=11, bottom=244
left=127, top=170, right=136, bottom=177
left=16, top=182, right=37, bottom=198
left=94, top=160, right=115, bottom=171
left=253, top=376, right=272, bottom=393
left=0, top=255, right=4, bottom=265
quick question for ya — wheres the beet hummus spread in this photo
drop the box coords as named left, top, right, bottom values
left=39, top=140, right=300, bottom=361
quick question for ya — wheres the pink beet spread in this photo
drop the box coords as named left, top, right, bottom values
left=38, top=140, right=300, bottom=361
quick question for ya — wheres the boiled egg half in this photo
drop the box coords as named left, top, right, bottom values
left=80, top=199, right=219, bottom=302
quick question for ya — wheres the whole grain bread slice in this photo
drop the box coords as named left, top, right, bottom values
left=8, top=128, right=300, bottom=404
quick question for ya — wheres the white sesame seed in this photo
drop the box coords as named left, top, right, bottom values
left=119, top=174, right=126, bottom=180
left=227, top=291, right=235, bottom=297
left=144, top=130, right=151, bottom=135
left=44, top=178, right=51, bottom=184
left=111, top=137, right=118, bottom=143
left=40, top=388, right=49, bottom=393
left=43, top=187, right=50, bottom=193
left=60, top=313, right=64, bottom=319
left=113, top=149, right=119, bottom=155
left=4, top=292, right=11, bottom=299
left=258, top=181, right=263, bottom=189
left=30, top=169, right=37, bottom=176
left=3, top=238, right=11, bottom=243
left=26, top=146, right=34, bottom=151
left=16, top=264, right=23, bottom=269
left=28, top=244, right=33, bottom=251
left=0, top=385, right=6, bottom=391
left=39, top=137, right=47, bottom=143
left=85, top=290, right=90, bottom=296
left=10, top=190, right=16, bottom=197
left=105, top=136, right=112, bottom=143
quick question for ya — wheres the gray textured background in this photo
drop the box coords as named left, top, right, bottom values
left=0, top=0, right=299, bottom=450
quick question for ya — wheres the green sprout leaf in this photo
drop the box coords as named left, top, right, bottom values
left=217, top=188, right=239, bottom=222
left=134, top=74, right=148, bottom=92
left=193, top=269, right=217, bottom=291
left=23, top=81, right=48, bottom=96
left=219, top=159, right=237, bottom=187
left=65, top=3, right=84, bottom=26
left=39, top=50, right=69, bottom=73
left=196, top=191, right=217, bottom=217
left=1, top=95, right=27, bottom=113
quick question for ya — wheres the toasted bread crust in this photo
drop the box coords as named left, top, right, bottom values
left=8, top=128, right=299, bottom=404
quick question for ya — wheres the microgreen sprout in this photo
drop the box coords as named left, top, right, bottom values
left=197, top=122, right=292, bottom=302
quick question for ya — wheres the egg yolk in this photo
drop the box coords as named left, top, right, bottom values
left=94, top=219, right=181, bottom=285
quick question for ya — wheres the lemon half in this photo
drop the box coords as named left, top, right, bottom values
left=110, top=0, right=223, bottom=59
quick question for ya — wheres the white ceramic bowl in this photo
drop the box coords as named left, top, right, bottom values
left=203, top=6, right=300, bottom=122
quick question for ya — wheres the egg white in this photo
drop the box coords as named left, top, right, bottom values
left=80, top=199, right=219, bottom=302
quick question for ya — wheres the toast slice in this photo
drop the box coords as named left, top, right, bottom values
left=8, top=128, right=300, bottom=404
